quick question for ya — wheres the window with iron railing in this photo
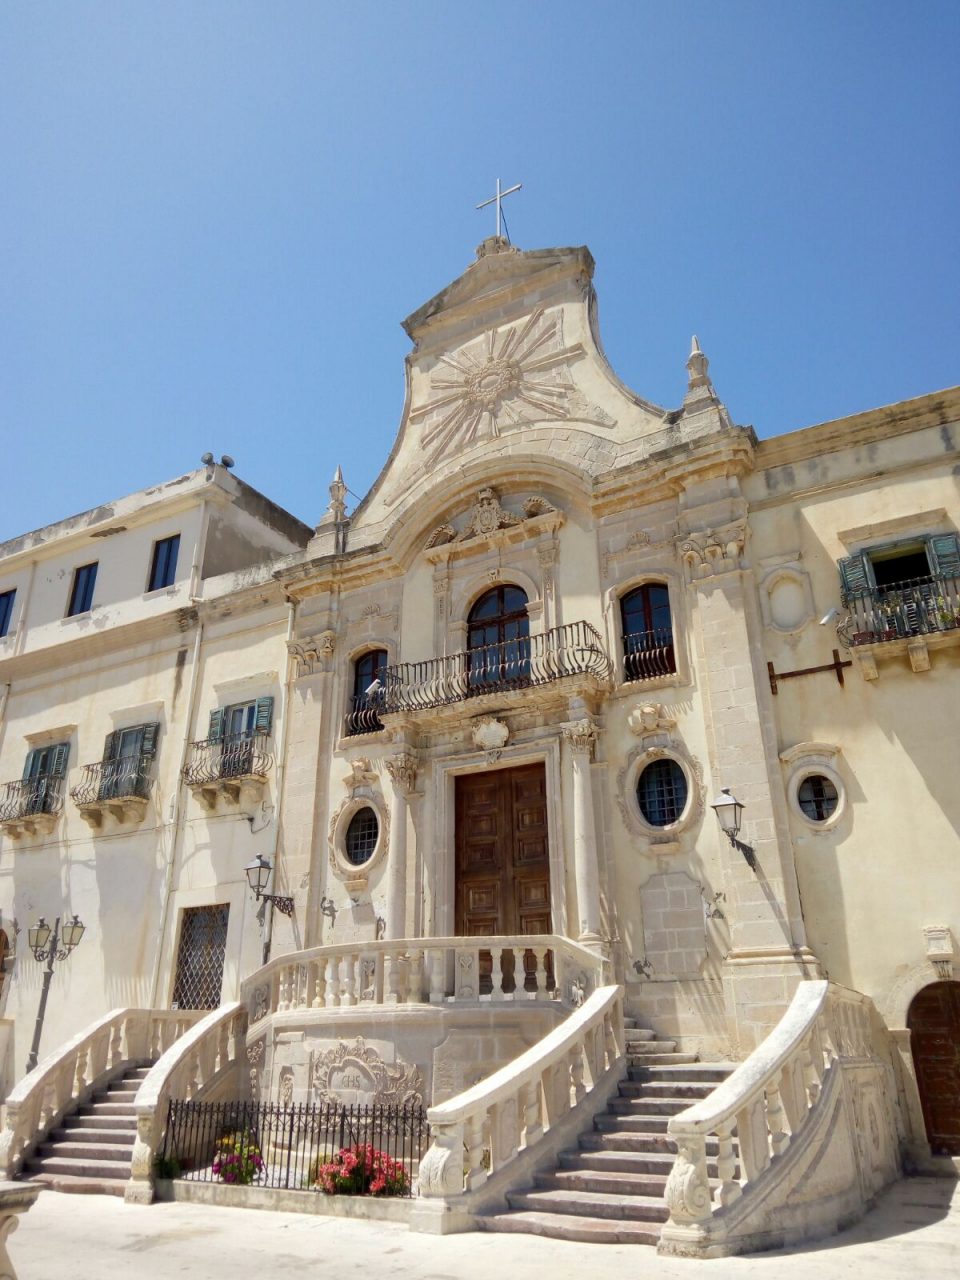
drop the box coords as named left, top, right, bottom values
left=182, top=697, right=274, bottom=787
left=620, top=583, right=676, bottom=681
left=70, top=723, right=159, bottom=808
left=0, top=741, right=70, bottom=824
left=838, top=533, right=960, bottom=643
left=345, top=650, right=388, bottom=736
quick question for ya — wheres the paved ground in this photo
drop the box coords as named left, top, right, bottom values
left=14, top=1177, right=960, bottom=1280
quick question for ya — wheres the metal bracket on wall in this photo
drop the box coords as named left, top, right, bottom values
left=767, top=648, right=852, bottom=695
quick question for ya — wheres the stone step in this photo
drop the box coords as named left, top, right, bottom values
left=595, top=1111, right=671, bottom=1133
left=100, top=1086, right=139, bottom=1102
left=508, top=1187, right=670, bottom=1224
left=477, top=1210, right=660, bottom=1245
left=85, top=1101, right=138, bottom=1117
left=627, top=1051, right=696, bottom=1065
left=24, top=1171, right=129, bottom=1197
left=610, top=1095, right=694, bottom=1116
left=538, top=1168, right=669, bottom=1198
left=623, top=1028, right=656, bottom=1042
left=625, top=1039, right=678, bottom=1055
left=52, top=1125, right=135, bottom=1146
left=563, top=1149, right=677, bottom=1175
left=581, top=1128, right=721, bottom=1154
left=629, top=1062, right=734, bottom=1081
left=619, top=1079, right=715, bottom=1099
left=24, top=1154, right=132, bottom=1181
left=64, top=1113, right=136, bottom=1132
left=36, top=1140, right=132, bottom=1164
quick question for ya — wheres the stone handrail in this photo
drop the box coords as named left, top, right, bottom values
left=418, top=983, right=624, bottom=1199
left=0, top=1007, right=199, bottom=1178
left=661, top=980, right=901, bottom=1256
left=125, top=1002, right=247, bottom=1204
left=241, top=934, right=607, bottom=1024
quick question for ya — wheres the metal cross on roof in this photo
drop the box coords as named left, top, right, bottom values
left=476, top=177, right=522, bottom=241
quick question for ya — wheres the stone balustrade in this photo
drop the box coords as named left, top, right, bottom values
left=660, top=980, right=902, bottom=1257
left=126, top=1002, right=247, bottom=1204
left=417, top=984, right=623, bottom=1205
left=0, top=1008, right=199, bottom=1179
left=242, top=934, right=606, bottom=1023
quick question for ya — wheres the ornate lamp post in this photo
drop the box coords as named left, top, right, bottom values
left=25, top=915, right=85, bottom=1073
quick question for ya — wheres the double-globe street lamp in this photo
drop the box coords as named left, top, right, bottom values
left=25, top=915, right=85, bottom=1073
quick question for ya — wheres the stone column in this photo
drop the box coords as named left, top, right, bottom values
left=563, top=719, right=603, bottom=950
left=385, top=751, right=418, bottom=940
left=679, top=519, right=820, bottom=1051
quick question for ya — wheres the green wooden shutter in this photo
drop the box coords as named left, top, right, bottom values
left=928, top=533, right=960, bottom=579
left=208, top=707, right=225, bottom=742
left=254, top=696, right=274, bottom=733
left=22, top=749, right=37, bottom=781
left=48, top=743, right=70, bottom=778
left=837, top=552, right=872, bottom=601
left=140, top=722, right=160, bottom=757
left=102, top=731, right=119, bottom=763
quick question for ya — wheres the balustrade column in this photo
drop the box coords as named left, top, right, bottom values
left=385, top=752, right=418, bottom=939
left=563, top=719, right=603, bottom=949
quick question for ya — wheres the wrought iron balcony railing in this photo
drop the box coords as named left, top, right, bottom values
left=0, top=777, right=64, bottom=825
left=623, top=627, right=677, bottom=682
left=70, top=757, right=152, bottom=807
left=382, top=620, right=611, bottom=714
left=181, top=730, right=274, bottom=788
left=841, top=574, right=960, bottom=646
left=344, top=693, right=385, bottom=737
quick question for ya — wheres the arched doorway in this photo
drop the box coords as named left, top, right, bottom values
left=907, top=980, right=960, bottom=1155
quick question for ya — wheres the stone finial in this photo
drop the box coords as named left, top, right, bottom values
left=687, top=336, right=710, bottom=390
left=317, top=466, right=348, bottom=530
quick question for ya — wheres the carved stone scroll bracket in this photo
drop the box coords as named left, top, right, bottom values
left=288, top=630, right=336, bottom=678
left=923, top=924, right=956, bottom=979
left=678, top=523, right=747, bottom=582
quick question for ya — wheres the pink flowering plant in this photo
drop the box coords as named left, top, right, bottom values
left=211, top=1129, right=265, bottom=1186
left=311, top=1142, right=409, bottom=1197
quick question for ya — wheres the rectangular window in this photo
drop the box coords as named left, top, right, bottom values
left=67, top=563, right=98, bottom=616
left=0, top=590, right=14, bottom=638
left=148, top=535, right=180, bottom=592
left=21, top=742, right=70, bottom=816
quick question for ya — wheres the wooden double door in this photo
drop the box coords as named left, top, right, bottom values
left=455, top=763, right=551, bottom=993
left=908, top=981, right=960, bottom=1155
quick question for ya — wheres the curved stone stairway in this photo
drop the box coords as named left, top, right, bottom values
left=478, top=1019, right=736, bottom=1243
left=22, top=1063, right=149, bottom=1196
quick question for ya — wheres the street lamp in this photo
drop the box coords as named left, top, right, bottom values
left=244, top=856, right=294, bottom=917
left=25, top=915, right=86, bottom=1073
left=710, top=788, right=745, bottom=843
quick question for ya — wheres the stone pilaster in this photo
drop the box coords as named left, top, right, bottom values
left=562, top=719, right=603, bottom=950
left=679, top=518, right=820, bottom=1052
left=384, top=751, right=418, bottom=939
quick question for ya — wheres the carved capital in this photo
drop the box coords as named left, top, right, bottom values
left=386, top=751, right=419, bottom=796
left=677, top=522, right=747, bottom=581
left=563, top=718, right=598, bottom=757
left=288, top=630, right=336, bottom=677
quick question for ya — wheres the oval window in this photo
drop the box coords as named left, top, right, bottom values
left=797, top=774, right=839, bottom=823
left=344, top=807, right=380, bottom=866
left=637, top=759, right=688, bottom=827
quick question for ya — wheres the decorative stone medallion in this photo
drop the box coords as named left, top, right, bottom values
left=311, top=1036, right=423, bottom=1107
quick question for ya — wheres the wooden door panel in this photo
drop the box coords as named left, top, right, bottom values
left=455, top=763, right=551, bottom=994
left=908, top=982, right=960, bottom=1155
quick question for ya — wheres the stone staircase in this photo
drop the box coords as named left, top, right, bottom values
left=478, top=1018, right=737, bottom=1243
left=22, top=1063, right=149, bottom=1196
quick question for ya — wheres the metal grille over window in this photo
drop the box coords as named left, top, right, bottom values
left=345, top=807, right=379, bottom=866
left=637, top=759, right=688, bottom=827
left=172, top=905, right=229, bottom=1010
left=798, top=774, right=839, bottom=822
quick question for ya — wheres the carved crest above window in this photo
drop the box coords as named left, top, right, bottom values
left=424, top=487, right=561, bottom=555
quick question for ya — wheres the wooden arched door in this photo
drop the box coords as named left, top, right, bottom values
left=907, top=981, right=960, bottom=1155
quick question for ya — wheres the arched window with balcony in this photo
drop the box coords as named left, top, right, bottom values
left=346, top=648, right=388, bottom=735
left=467, top=585, right=530, bottom=693
left=620, top=583, right=676, bottom=681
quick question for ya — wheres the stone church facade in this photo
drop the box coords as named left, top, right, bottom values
left=0, top=236, right=957, bottom=1243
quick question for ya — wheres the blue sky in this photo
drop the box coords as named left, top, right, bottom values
left=2, top=2, right=958, bottom=539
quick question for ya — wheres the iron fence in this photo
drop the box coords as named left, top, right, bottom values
left=382, top=619, right=611, bottom=713
left=70, top=756, right=151, bottom=806
left=841, top=573, right=960, bottom=645
left=622, top=627, right=676, bottom=681
left=0, top=776, right=63, bottom=823
left=344, top=693, right=385, bottom=737
left=181, top=730, right=274, bottom=787
left=160, top=1098, right=429, bottom=1196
